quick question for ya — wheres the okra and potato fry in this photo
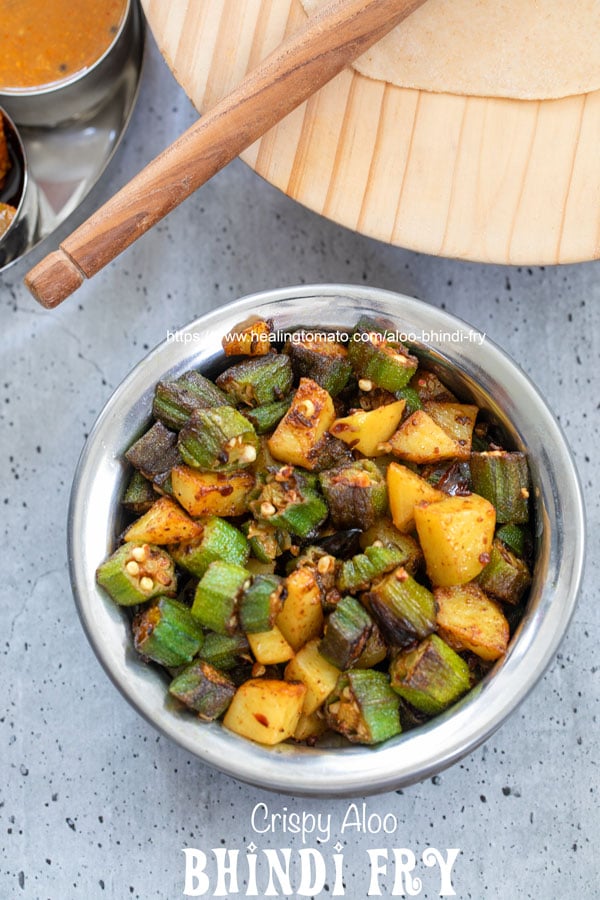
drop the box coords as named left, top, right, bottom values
left=95, top=317, right=533, bottom=747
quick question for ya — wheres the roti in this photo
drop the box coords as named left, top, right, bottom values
left=300, top=0, right=600, bottom=99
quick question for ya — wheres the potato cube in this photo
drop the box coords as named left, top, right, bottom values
left=285, top=639, right=341, bottom=714
left=221, top=319, right=272, bottom=357
left=171, top=465, right=255, bottom=517
left=388, top=410, right=461, bottom=463
left=247, top=626, right=295, bottom=665
left=423, top=402, right=478, bottom=459
left=434, top=583, right=509, bottom=661
left=268, top=378, right=335, bottom=469
left=293, top=711, right=328, bottom=742
left=414, top=493, right=496, bottom=586
left=223, top=679, right=306, bottom=745
left=123, top=497, right=202, bottom=544
left=276, top=567, right=324, bottom=651
left=329, top=399, right=405, bottom=457
left=386, top=462, right=444, bottom=532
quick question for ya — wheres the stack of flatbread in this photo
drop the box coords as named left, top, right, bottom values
left=301, top=0, right=600, bottom=99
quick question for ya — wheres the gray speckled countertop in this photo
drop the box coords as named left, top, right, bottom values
left=1, top=28, right=598, bottom=900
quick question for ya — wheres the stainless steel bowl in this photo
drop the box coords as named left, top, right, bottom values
left=69, top=285, right=585, bottom=796
left=0, top=108, right=39, bottom=268
left=0, top=0, right=137, bottom=128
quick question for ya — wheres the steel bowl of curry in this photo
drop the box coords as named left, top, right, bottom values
left=0, top=0, right=137, bottom=127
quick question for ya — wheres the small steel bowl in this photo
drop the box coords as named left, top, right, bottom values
left=0, top=0, right=137, bottom=128
left=69, top=285, right=585, bottom=797
left=0, top=108, right=39, bottom=269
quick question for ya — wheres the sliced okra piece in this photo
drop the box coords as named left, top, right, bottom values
left=354, top=624, right=388, bottom=669
left=244, top=396, right=293, bottom=434
left=359, top=520, right=423, bottom=575
left=215, top=353, right=293, bottom=407
left=393, top=385, right=422, bottom=415
left=132, top=596, right=204, bottom=667
left=319, top=459, right=387, bottom=530
left=242, top=520, right=292, bottom=563
left=319, top=595, right=374, bottom=670
left=169, top=660, right=236, bottom=720
left=191, top=560, right=251, bottom=634
left=303, top=432, right=354, bottom=473
left=348, top=316, right=418, bottom=392
left=325, top=670, right=401, bottom=745
left=178, top=406, right=259, bottom=471
left=477, top=538, right=531, bottom=605
left=285, top=334, right=353, bottom=396
left=171, top=516, right=249, bottom=578
left=96, top=542, right=177, bottom=606
left=238, top=573, right=285, bottom=633
left=364, top=566, right=436, bottom=648
left=198, top=631, right=252, bottom=670
left=469, top=450, right=530, bottom=524
left=153, top=370, right=228, bottom=430
left=122, top=470, right=156, bottom=514
left=389, top=634, right=471, bottom=715
left=495, top=523, right=528, bottom=558
left=421, top=460, right=472, bottom=496
left=249, top=466, right=328, bottom=539
left=125, top=421, right=181, bottom=480
left=336, top=544, right=408, bottom=593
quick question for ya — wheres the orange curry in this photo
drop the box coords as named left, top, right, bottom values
left=0, top=0, right=128, bottom=90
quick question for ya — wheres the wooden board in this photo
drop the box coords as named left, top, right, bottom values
left=141, top=0, right=600, bottom=265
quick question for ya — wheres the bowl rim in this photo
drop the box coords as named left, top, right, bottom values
left=68, top=284, right=586, bottom=796
left=0, top=106, right=30, bottom=243
left=0, top=0, right=132, bottom=98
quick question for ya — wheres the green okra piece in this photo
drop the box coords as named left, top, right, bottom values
left=250, top=467, right=328, bottom=539
left=171, top=516, right=249, bottom=578
left=336, top=544, right=408, bottom=593
left=238, top=573, right=285, bottom=633
left=359, top=520, right=423, bottom=575
left=242, top=520, right=291, bottom=563
left=303, top=432, right=354, bottom=473
left=132, top=596, right=204, bottom=667
left=408, top=369, right=457, bottom=404
left=354, top=624, right=388, bottom=669
left=178, top=406, right=259, bottom=471
left=319, top=595, right=374, bottom=670
left=364, top=566, right=436, bottom=648
left=153, top=370, right=228, bottom=430
left=199, top=631, right=252, bottom=670
left=319, top=459, right=388, bottom=530
left=125, top=421, right=181, bottom=480
left=285, top=334, right=353, bottom=397
left=122, top=470, right=156, bottom=515
left=495, top=523, right=528, bottom=558
left=394, top=385, right=422, bottom=415
left=191, top=560, right=251, bottom=634
left=469, top=450, right=530, bottom=524
left=244, top=396, right=293, bottom=434
left=96, top=542, right=177, bottom=606
left=389, top=634, right=471, bottom=715
left=325, top=670, right=401, bottom=745
left=477, top=538, right=531, bottom=605
left=348, top=316, right=418, bottom=392
left=169, top=660, right=236, bottom=720
left=215, top=353, right=293, bottom=407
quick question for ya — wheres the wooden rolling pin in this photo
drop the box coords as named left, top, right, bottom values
left=26, top=0, right=427, bottom=307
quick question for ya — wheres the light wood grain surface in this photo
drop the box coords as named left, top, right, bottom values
left=142, top=0, right=600, bottom=264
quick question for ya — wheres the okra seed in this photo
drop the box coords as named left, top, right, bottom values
left=139, top=576, right=154, bottom=592
left=131, top=546, right=147, bottom=562
left=358, top=378, right=374, bottom=392
left=260, top=501, right=276, bottom=517
left=371, top=540, right=384, bottom=548
left=125, top=560, right=140, bottom=576
left=395, top=567, right=409, bottom=583
left=239, top=444, right=257, bottom=462
left=317, top=555, right=335, bottom=575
